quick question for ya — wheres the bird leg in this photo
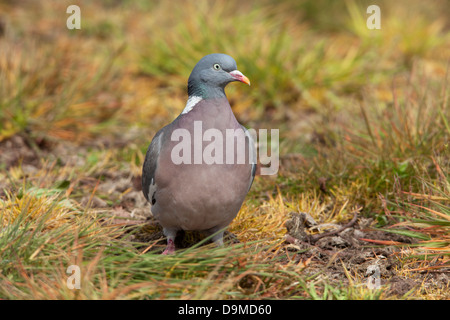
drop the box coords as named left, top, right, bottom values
left=162, top=228, right=178, bottom=255
left=162, top=238, right=175, bottom=255
left=211, top=230, right=225, bottom=247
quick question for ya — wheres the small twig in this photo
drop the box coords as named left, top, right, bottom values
left=284, top=234, right=335, bottom=256
left=308, top=207, right=360, bottom=244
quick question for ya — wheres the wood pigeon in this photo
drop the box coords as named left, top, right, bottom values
left=142, top=53, right=256, bottom=254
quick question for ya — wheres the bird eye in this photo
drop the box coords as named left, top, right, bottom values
left=213, top=63, right=221, bottom=70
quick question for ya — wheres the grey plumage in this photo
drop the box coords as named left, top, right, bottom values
left=142, top=53, right=255, bottom=254
left=142, top=130, right=162, bottom=203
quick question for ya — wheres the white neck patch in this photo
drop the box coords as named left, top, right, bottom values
left=181, top=96, right=203, bottom=114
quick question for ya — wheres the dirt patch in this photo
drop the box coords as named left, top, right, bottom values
left=283, top=211, right=449, bottom=298
left=0, top=134, right=41, bottom=169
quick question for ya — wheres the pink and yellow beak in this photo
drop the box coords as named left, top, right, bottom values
left=229, top=70, right=251, bottom=86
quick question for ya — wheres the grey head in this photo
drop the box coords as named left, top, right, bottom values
left=187, top=53, right=250, bottom=99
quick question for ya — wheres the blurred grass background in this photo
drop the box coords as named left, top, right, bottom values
left=0, top=0, right=449, bottom=299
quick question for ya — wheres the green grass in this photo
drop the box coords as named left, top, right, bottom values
left=0, top=0, right=449, bottom=299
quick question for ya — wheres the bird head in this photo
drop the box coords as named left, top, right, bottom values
left=187, top=53, right=250, bottom=98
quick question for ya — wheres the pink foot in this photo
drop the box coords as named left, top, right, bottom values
left=162, top=238, right=175, bottom=255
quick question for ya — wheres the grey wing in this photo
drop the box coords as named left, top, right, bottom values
left=142, top=130, right=164, bottom=203
left=241, top=125, right=257, bottom=192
